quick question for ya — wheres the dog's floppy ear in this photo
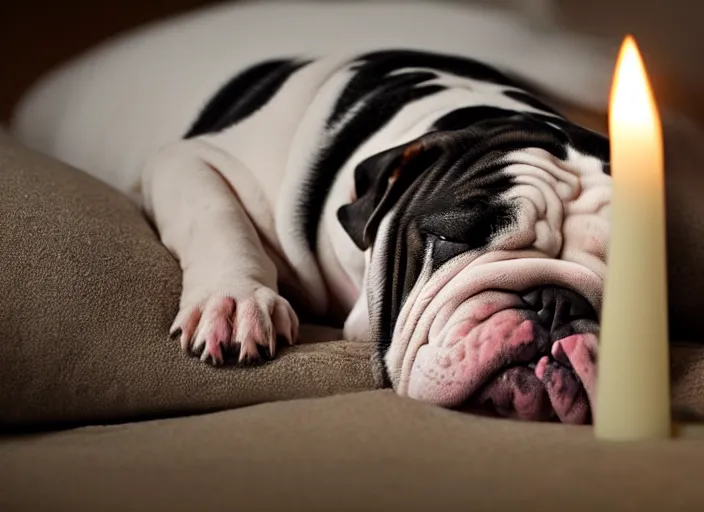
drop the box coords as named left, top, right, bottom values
left=337, top=133, right=445, bottom=250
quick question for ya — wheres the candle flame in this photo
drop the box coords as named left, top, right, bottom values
left=609, top=35, right=661, bottom=132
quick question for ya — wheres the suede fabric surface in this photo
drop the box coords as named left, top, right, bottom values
left=3, top=390, right=704, bottom=512
left=0, top=131, right=377, bottom=429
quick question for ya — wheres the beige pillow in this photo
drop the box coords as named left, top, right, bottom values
left=0, top=132, right=376, bottom=429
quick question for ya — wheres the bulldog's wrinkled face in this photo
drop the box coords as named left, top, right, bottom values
left=338, top=112, right=611, bottom=424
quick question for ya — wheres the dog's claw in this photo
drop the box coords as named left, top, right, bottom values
left=172, top=287, right=299, bottom=366
left=200, top=340, right=225, bottom=366
left=190, top=340, right=205, bottom=358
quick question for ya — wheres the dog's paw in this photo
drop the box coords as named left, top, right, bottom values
left=169, top=287, right=299, bottom=366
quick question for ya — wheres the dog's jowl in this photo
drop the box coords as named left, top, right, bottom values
left=11, top=2, right=615, bottom=424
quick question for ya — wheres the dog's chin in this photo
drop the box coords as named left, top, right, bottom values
left=404, top=289, right=599, bottom=424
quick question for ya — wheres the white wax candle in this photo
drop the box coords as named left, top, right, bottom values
left=594, top=35, right=671, bottom=440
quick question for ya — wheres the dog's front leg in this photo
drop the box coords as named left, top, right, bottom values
left=141, top=139, right=298, bottom=365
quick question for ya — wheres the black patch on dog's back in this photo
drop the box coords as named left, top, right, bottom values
left=185, top=59, right=310, bottom=138
left=433, top=106, right=527, bottom=131
left=328, top=50, right=516, bottom=128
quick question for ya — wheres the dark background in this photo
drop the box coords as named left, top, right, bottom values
left=0, top=0, right=226, bottom=122
left=1, top=0, right=703, bottom=124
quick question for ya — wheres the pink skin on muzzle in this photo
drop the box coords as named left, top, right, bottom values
left=386, top=253, right=602, bottom=424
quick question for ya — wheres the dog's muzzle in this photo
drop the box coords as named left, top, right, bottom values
left=386, top=257, right=602, bottom=424
left=461, top=286, right=599, bottom=424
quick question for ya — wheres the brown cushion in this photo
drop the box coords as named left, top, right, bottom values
left=0, top=131, right=377, bottom=429
left=3, top=390, right=704, bottom=512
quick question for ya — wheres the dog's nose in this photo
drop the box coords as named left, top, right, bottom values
left=521, top=286, right=598, bottom=333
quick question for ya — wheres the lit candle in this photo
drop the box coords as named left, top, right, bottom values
left=594, top=35, right=671, bottom=440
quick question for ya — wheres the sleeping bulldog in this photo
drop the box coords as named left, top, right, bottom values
left=11, top=1, right=614, bottom=424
